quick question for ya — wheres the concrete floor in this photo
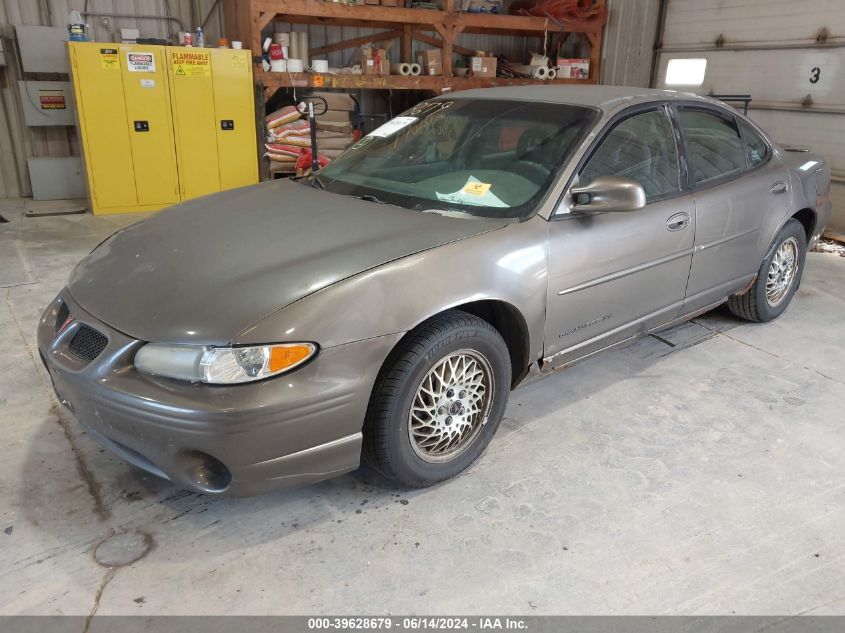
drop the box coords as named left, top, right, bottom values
left=1, top=197, right=844, bottom=616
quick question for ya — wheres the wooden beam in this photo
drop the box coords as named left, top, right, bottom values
left=411, top=31, right=475, bottom=57
left=309, top=30, right=402, bottom=57
left=402, top=25, right=412, bottom=64
left=585, top=31, right=601, bottom=82
left=254, top=0, right=445, bottom=26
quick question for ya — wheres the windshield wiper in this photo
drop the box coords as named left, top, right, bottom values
left=356, top=194, right=388, bottom=204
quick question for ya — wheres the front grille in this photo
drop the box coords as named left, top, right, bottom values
left=68, top=325, right=108, bottom=361
left=55, top=302, right=69, bottom=331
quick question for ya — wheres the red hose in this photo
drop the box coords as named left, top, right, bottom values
left=508, top=0, right=607, bottom=24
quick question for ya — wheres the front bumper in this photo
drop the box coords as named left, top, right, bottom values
left=37, top=290, right=402, bottom=496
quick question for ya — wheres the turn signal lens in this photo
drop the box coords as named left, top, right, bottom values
left=269, top=344, right=314, bottom=373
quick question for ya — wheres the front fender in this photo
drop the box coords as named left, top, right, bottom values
left=235, top=217, right=550, bottom=363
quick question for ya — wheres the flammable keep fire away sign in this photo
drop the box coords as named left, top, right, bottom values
left=172, top=50, right=211, bottom=76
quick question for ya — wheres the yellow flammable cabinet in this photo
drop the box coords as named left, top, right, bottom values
left=69, top=43, right=180, bottom=214
left=69, top=42, right=258, bottom=215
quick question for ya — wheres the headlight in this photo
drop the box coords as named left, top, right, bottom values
left=134, top=342, right=317, bottom=384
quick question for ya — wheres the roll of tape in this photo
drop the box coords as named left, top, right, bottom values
left=286, top=58, right=304, bottom=72
left=312, top=59, right=329, bottom=73
left=270, top=59, right=287, bottom=73
left=409, top=63, right=422, bottom=76
left=530, top=65, right=548, bottom=79
left=547, top=68, right=557, bottom=80
left=391, top=63, right=412, bottom=76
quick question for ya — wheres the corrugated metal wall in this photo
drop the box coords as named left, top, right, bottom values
left=654, top=0, right=845, bottom=236
left=0, top=0, right=224, bottom=199
left=600, top=0, right=661, bottom=87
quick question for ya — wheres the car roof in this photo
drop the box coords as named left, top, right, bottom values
left=444, top=85, right=719, bottom=112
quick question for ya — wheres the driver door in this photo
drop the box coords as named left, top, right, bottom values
left=544, top=105, right=696, bottom=365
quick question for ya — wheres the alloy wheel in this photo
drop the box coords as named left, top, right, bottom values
left=408, top=350, right=494, bottom=463
left=766, top=236, right=799, bottom=307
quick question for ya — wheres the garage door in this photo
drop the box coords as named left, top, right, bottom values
left=653, top=0, right=845, bottom=238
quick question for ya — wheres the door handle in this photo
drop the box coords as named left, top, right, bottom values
left=770, top=181, right=788, bottom=195
left=666, top=212, right=690, bottom=231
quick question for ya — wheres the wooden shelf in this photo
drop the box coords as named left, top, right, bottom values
left=257, top=70, right=593, bottom=92
left=251, top=0, right=569, bottom=35
left=224, top=0, right=606, bottom=88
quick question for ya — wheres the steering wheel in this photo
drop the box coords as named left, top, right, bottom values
left=511, top=160, right=551, bottom=185
left=512, top=128, right=553, bottom=185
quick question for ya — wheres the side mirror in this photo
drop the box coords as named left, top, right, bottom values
left=569, top=176, right=646, bottom=213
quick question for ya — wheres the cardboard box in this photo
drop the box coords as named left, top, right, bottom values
left=319, top=109, right=352, bottom=123
left=557, top=58, right=590, bottom=79
left=470, top=55, right=497, bottom=78
left=360, top=46, right=390, bottom=75
left=415, top=49, right=442, bottom=76
left=316, top=120, right=354, bottom=134
left=311, top=91, right=357, bottom=111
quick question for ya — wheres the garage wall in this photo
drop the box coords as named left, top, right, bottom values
left=654, top=0, right=845, bottom=237
left=0, top=0, right=223, bottom=199
left=600, top=0, right=661, bottom=87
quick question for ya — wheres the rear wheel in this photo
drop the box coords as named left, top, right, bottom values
left=727, top=218, right=806, bottom=322
left=363, top=310, right=511, bottom=487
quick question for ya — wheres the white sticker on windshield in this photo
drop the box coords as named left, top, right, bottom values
left=368, top=116, right=418, bottom=138
left=436, top=176, right=507, bottom=208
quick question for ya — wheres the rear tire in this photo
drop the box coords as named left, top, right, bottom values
left=727, top=218, right=806, bottom=322
left=363, top=310, right=511, bottom=488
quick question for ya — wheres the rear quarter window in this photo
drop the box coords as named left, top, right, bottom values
left=678, top=109, right=746, bottom=186
left=739, top=119, right=770, bottom=168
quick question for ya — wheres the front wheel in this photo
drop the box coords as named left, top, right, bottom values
left=363, top=310, right=511, bottom=487
left=727, top=218, right=807, bottom=322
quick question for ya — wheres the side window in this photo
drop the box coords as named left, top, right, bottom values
left=739, top=119, right=769, bottom=168
left=678, top=109, right=746, bottom=185
left=579, top=109, right=681, bottom=201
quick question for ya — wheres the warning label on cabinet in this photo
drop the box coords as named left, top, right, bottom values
left=38, top=90, right=66, bottom=110
left=172, top=50, right=211, bottom=77
left=100, top=48, right=119, bottom=69
left=127, top=52, right=156, bottom=72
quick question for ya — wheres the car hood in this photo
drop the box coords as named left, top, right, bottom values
left=68, top=179, right=507, bottom=344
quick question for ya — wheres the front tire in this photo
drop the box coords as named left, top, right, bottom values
left=727, top=218, right=806, bottom=322
left=363, top=310, right=511, bottom=488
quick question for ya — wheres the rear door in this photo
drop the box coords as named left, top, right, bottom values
left=677, top=106, right=792, bottom=311
left=544, top=105, right=696, bottom=364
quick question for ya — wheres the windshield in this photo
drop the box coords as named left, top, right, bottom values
left=316, top=99, right=598, bottom=219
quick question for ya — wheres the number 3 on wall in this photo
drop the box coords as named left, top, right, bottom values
left=810, top=67, right=821, bottom=84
